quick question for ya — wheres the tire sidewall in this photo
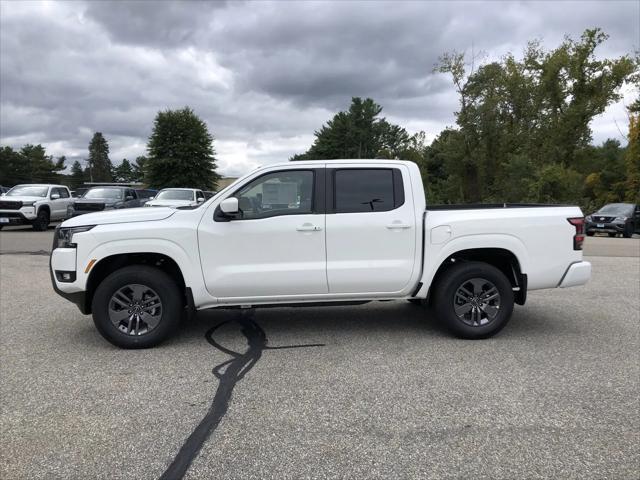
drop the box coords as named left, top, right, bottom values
left=92, top=266, right=182, bottom=348
left=435, top=262, right=514, bottom=339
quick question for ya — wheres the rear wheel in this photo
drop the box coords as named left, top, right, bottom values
left=91, top=266, right=182, bottom=348
left=434, top=261, right=514, bottom=339
left=32, top=208, right=49, bottom=231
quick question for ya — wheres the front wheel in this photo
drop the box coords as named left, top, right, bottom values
left=91, top=266, right=182, bottom=348
left=433, top=261, right=514, bottom=339
left=32, top=209, right=50, bottom=231
left=623, top=224, right=633, bottom=238
left=608, top=232, right=617, bottom=238
left=586, top=231, right=595, bottom=236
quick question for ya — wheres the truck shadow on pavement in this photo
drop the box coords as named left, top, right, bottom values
left=159, top=310, right=325, bottom=480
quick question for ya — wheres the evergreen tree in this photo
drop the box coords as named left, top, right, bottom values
left=132, top=156, right=147, bottom=182
left=69, top=160, right=86, bottom=189
left=114, top=159, right=134, bottom=182
left=88, top=132, right=113, bottom=182
left=146, top=107, right=220, bottom=189
left=292, top=97, right=412, bottom=160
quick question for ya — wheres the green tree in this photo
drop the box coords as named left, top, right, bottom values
left=625, top=113, right=640, bottom=203
left=435, top=28, right=636, bottom=204
left=87, top=132, right=113, bottom=182
left=114, top=158, right=134, bottom=183
left=146, top=107, right=220, bottom=189
left=132, top=156, right=147, bottom=182
left=69, top=160, right=86, bottom=189
left=291, top=97, right=412, bottom=160
left=0, top=146, right=25, bottom=185
left=0, top=145, right=65, bottom=185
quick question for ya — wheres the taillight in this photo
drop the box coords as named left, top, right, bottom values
left=568, top=217, right=585, bottom=250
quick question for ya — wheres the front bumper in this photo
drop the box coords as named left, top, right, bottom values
left=558, top=261, right=591, bottom=288
left=586, top=222, right=626, bottom=234
left=50, top=232, right=90, bottom=314
left=0, top=208, right=37, bottom=225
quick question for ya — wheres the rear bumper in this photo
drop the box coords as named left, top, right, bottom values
left=558, top=261, right=591, bottom=288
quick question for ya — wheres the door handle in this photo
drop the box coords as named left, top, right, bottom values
left=296, top=224, right=322, bottom=232
left=386, top=223, right=412, bottom=229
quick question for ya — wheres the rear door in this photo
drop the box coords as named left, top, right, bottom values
left=325, top=165, right=417, bottom=294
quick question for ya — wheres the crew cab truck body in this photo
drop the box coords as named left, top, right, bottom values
left=1, top=184, right=73, bottom=231
left=50, top=160, right=591, bottom=348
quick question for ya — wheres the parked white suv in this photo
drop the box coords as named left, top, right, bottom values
left=50, top=160, right=591, bottom=348
left=144, top=188, right=206, bottom=208
left=1, top=184, right=73, bottom=231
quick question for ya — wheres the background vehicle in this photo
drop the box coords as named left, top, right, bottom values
left=0, top=184, right=72, bottom=230
left=0, top=185, right=10, bottom=195
left=135, top=189, right=157, bottom=206
left=51, top=160, right=591, bottom=348
left=70, top=186, right=142, bottom=217
left=586, top=203, right=639, bottom=238
left=144, top=188, right=205, bottom=208
left=203, top=190, right=217, bottom=200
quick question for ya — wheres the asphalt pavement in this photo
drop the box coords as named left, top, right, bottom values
left=1, top=229, right=638, bottom=479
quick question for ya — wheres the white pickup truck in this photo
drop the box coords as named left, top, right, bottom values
left=50, top=160, right=591, bottom=348
left=1, top=184, right=73, bottom=231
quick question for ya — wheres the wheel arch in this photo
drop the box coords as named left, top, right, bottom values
left=84, top=252, right=188, bottom=315
left=426, top=247, right=527, bottom=306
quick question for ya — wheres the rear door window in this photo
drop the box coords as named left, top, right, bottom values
left=333, top=169, right=401, bottom=213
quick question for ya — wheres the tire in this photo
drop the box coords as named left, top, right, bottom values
left=32, top=208, right=50, bottom=231
left=91, top=265, right=182, bottom=348
left=608, top=232, right=616, bottom=238
left=433, top=261, right=514, bottom=339
left=623, top=224, right=633, bottom=238
left=586, top=231, right=594, bottom=236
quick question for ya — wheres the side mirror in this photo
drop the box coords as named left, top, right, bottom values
left=220, top=197, right=239, bottom=215
left=51, top=193, right=60, bottom=200
left=197, top=197, right=205, bottom=203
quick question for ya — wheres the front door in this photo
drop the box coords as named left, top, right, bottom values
left=198, top=168, right=327, bottom=299
left=325, top=165, right=417, bottom=294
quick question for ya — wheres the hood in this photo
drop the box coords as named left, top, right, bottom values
left=1, top=195, right=46, bottom=203
left=146, top=199, right=196, bottom=207
left=61, top=206, right=175, bottom=227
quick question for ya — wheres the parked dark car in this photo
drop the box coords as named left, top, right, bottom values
left=135, top=188, right=157, bottom=205
left=69, top=186, right=142, bottom=217
left=586, top=203, right=640, bottom=238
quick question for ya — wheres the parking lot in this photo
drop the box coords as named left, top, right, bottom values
left=1, top=228, right=639, bottom=479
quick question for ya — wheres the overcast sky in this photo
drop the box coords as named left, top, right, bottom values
left=1, top=0, right=638, bottom=177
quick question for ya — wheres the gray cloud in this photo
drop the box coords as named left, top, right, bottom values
left=1, top=0, right=638, bottom=176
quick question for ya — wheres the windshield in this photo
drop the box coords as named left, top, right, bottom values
left=155, top=189, right=194, bottom=201
left=7, top=186, right=48, bottom=197
left=82, top=188, right=123, bottom=200
left=596, top=203, right=634, bottom=216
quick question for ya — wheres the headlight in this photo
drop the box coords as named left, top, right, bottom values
left=21, top=201, right=35, bottom=207
left=54, top=225, right=95, bottom=249
left=613, top=217, right=627, bottom=222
